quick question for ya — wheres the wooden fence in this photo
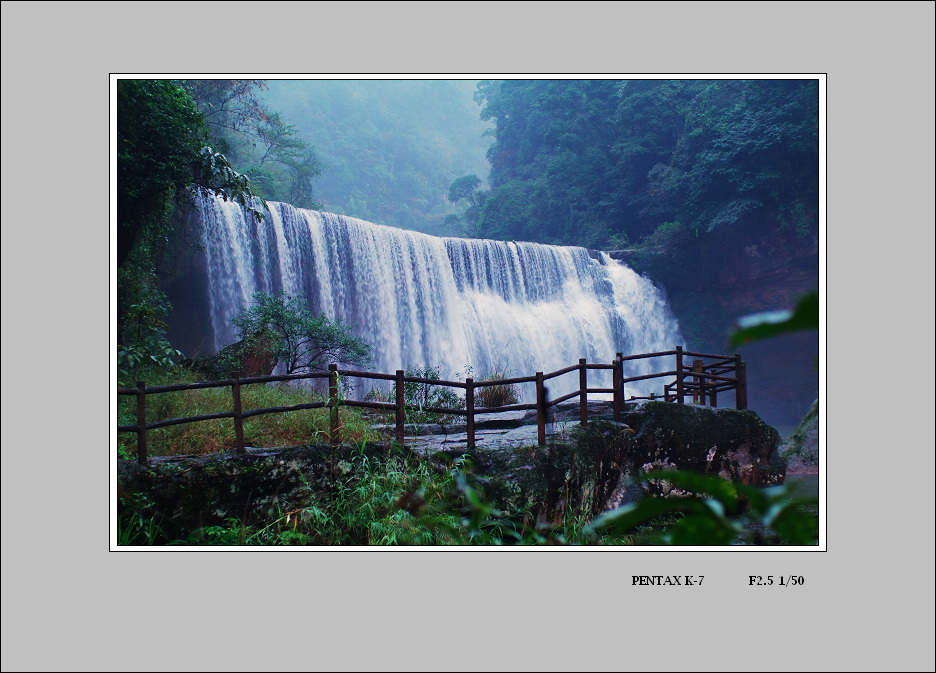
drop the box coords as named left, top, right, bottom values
left=117, top=346, right=746, bottom=464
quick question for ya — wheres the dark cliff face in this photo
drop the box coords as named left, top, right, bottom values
left=614, top=228, right=819, bottom=435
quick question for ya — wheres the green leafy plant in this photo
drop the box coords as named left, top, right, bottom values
left=586, top=470, right=818, bottom=545
left=164, top=451, right=473, bottom=546
left=729, top=289, right=819, bottom=349
left=402, top=364, right=464, bottom=425
left=231, top=291, right=372, bottom=375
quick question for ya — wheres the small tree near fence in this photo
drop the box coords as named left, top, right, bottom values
left=232, top=291, right=371, bottom=375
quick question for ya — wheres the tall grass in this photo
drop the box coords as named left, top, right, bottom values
left=168, top=452, right=472, bottom=545
left=474, top=361, right=520, bottom=408
left=117, top=366, right=379, bottom=458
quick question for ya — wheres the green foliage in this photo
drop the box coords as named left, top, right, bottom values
left=143, top=452, right=608, bottom=546
left=116, top=367, right=378, bottom=458
left=116, top=79, right=262, bottom=386
left=117, top=79, right=208, bottom=269
left=178, top=80, right=270, bottom=140
left=401, top=365, right=463, bottom=424
left=605, top=232, right=630, bottom=249
left=117, top=79, right=260, bottom=270
left=121, top=440, right=810, bottom=546
left=116, top=257, right=183, bottom=386
left=470, top=361, right=521, bottom=408
left=363, top=365, right=465, bottom=427
left=162, top=452, right=473, bottom=546
left=447, top=174, right=487, bottom=236
left=117, top=496, right=165, bottom=545
left=245, top=112, right=324, bottom=209
left=729, top=289, right=819, bottom=349
left=180, top=79, right=325, bottom=212
left=464, top=79, right=818, bottom=250
left=448, top=174, right=483, bottom=207
left=587, top=470, right=819, bottom=545
left=231, top=291, right=371, bottom=375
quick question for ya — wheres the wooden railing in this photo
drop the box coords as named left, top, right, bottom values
left=117, top=347, right=746, bottom=463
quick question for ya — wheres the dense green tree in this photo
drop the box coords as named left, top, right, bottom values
left=117, top=79, right=206, bottom=269
left=117, top=80, right=260, bottom=270
left=247, top=112, right=324, bottom=209
left=177, top=79, right=270, bottom=154
left=446, top=174, right=486, bottom=236
left=460, top=79, right=818, bottom=251
left=180, top=79, right=325, bottom=210
left=116, top=79, right=259, bottom=378
left=231, top=292, right=372, bottom=375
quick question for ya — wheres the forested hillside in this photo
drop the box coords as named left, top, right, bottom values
left=260, top=79, right=493, bottom=234
left=448, top=79, right=818, bottom=251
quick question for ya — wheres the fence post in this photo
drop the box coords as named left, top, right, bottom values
left=579, top=358, right=588, bottom=425
left=675, top=346, right=684, bottom=404
left=233, top=375, right=246, bottom=453
left=735, top=355, right=747, bottom=410
left=466, top=377, right=475, bottom=447
left=395, top=369, right=405, bottom=445
left=329, top=364, right=340, bottom=444
left=693, top=359, right=704, bottom=405
left=536, top=371, right=546, bottom=446
left=136, top=381, right=147, bottom=464
left=613, top=352, right=623, bottom=422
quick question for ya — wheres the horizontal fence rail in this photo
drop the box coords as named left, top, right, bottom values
left=117, top=347, right=747, bottom=463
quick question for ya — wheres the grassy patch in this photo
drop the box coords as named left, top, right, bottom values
left=117, top=366, right=379, bottom=458
left=475, top=361, right=521, bottom=408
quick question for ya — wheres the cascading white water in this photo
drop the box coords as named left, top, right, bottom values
left=196, top=192, right=683, bottom=399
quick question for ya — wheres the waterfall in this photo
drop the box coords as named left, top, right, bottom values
left=192, top=192, right=683, bottom=399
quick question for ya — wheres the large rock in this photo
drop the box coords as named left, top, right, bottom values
left=623, top=401, right=784, bottom=486
left=779, top=398, right=819, bottom=474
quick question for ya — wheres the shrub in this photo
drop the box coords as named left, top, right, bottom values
left=473, top=361, right=520, bottom=408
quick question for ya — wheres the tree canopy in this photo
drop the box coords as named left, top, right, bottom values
left=116, top=79, right=261, bottom=380
left=232, top=292, right=372, bottom=375
left=178, top=79, right=325, bottom=210
left=452, top=79, right=819, bottom=251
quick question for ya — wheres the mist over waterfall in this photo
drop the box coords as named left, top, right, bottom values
left=191, top=192, right=683, bottom=399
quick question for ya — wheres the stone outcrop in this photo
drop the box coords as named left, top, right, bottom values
left=779, top=398, right=819, bottom=474
left=623, top=401, right=784, bottom=486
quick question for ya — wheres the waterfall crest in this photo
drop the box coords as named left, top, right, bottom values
left=194, top=193, right=683, bottom=398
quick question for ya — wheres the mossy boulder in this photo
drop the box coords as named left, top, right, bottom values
left=623, top=401, right=785, bottom=489
left=779, top=398, right=819, bottom=474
